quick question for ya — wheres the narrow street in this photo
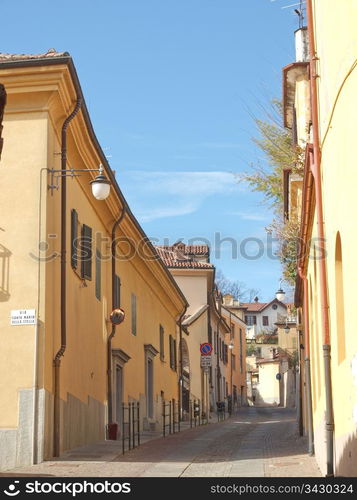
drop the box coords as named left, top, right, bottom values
left=4, top=408, right=321, bottom=478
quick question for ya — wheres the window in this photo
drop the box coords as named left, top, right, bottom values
left=113, top=275, right=121, bottom=308
left=95, top=248, right=101, bottom=300
left=224, top=344, right=228, bottom=364
left=70, top=209, right=78, bottom=269
left=245, top=315, right=256, bottom=326
left=214, top=332, right=217, bottom=353
left=160, top=325, right=164, bottom=361
left=232, top=354, right=236, bottom=370
left=147, top=358, right=154, bottom=418
left=173, top=339, right=177, bottom=370
left=81, top=224, right=92, bottom=280
left=131, top=293, right=137, bottom=336
left=169, top=335, right=176, bottom=370
left=263, top=316, right=269, bottom=326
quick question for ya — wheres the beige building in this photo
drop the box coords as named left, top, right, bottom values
left=0, top=50, right=187, bottom=470
left=221, top=301, right=247, bottom=407
left=156, top=243, right=215, bottom=418
left=282, top=0, right=357, bottom=476
left=156, top=243, right=247, bottom=417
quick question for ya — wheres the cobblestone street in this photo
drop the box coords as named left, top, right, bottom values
left=3, top=407, right=321, bottom=478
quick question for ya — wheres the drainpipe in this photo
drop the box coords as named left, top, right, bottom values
left=306, top=0, right=334, bottom=476
left=215, top=293, right=223, bottom=402
left=298, top=267, right=314, bottom=456
left=178, top=305, right=188, bottom=421
left=107, top=207, right=126, bottom=427
left=53, top=97, right=82, bottom=457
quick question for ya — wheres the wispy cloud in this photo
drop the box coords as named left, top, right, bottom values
left=120, top=170, right=244, bottom=222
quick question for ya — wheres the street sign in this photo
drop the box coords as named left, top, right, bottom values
left=200, top=343, right=212, bottom=355
left=200, top=355, right=212, bottom=367
left=10, top=309, right=36, bottom=326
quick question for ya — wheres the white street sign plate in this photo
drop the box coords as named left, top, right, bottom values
left=200, top=355, right=212, bottom=367
left=11, top=309, right=37, bottom=326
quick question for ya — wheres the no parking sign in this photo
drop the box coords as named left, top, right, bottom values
left=200, top=343, right=212, bottom=355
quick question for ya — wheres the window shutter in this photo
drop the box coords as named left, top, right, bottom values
left=131, top=293, right=137, bottom=336
left=81, top=224, right=92, bottom=280
left=173, top=339, right=177, bottom=371
left=71, top=209, right=78, bottom=269
left=95, top=249, right=101, bottom=300
left=113, top=275, right=121, bottom=308
left=160, top=325, right=164, bottom=361
left=169, top=335, right=174, bottom=369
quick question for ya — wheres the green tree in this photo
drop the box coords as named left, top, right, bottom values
left=239, top=99, right=304, bottom=284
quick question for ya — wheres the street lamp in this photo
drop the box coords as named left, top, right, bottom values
left=90, top=165, right=111, bottom=200
left=275, top=278, right=286, bottom=302
left=48, top=163, right=111, bottom=200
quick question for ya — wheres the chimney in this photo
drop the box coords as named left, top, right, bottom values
left=173, top=241, right=187, bottom=261
left=294, top=26, right=309, bottom=62
left=223, top=294, right=233, bottom=306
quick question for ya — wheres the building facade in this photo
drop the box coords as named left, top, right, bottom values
left=223, top=296, right=287, bottom=340
left=282, top=0, right=357, bottom=476
left=0, top=51, right=187, bottom=470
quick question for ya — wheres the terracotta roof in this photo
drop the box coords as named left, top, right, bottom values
left=155, top=246, right=214, bottom=269
left=159, top=243, right=209, bottom=256
left=0, top=49, right=69, bottom=62
left=241, top=302, right=268, bottom=312
left=241, top=299, right=287, bottom=313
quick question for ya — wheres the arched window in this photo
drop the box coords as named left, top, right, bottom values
left=335, top=232, right=346, bottom=363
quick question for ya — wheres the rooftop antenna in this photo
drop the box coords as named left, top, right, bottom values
left=281, top=0, right=306, bottom=28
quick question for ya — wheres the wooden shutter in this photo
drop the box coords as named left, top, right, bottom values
left=160, top=325, right=164, bottom=361
left=71, top=209, right=78, bottom=269
left=131, top=293, right=137, bottom=336
left=81, top=224, right=92, bottom=280
left=169, top=335, right=174, bottom=369
left=173, top=339, right=177, bottom=371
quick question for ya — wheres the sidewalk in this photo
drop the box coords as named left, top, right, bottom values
left=1, top=407, right=321, bottom=477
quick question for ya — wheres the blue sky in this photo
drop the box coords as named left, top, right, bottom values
left=1, top=0, right=298, bottom=301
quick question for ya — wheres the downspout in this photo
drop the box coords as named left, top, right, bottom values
left=178, top=305, right=188, bottom=421
left=53, top=97, right=82, bottom=457
left=298, top=267, right=314, bottom=456
left=107, top=207, right=126, bottom=427
left=215, top=293, right=223, bottom=402
left=306, top=0, right=334, bottom=476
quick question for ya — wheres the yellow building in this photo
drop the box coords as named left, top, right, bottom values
left=155, top=243, right=215, bottom=419
left=0, top=50, right=187, bottom=470
left=221, top=302, right=247, bottom=407
left=283, top=0, right=357, bottom=476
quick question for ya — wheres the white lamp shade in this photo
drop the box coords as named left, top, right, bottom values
left=91, top=180, right=110, bottom=200
left=276, top=290, right=285, bottom=302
